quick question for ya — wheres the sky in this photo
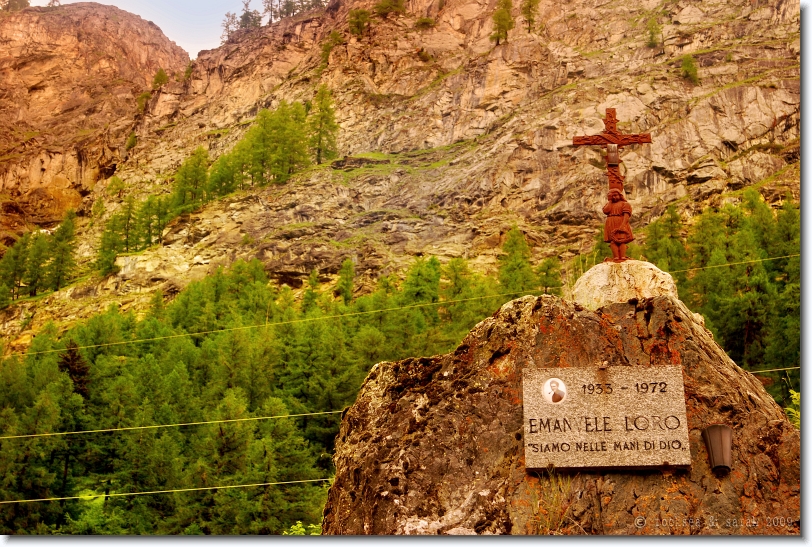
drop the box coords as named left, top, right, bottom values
left=29, top=0, right=266, bottom=58
left=30, top=0, right=809, bottom=59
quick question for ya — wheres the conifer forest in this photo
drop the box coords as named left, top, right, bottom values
left=0, top=0, right=800, bottom=535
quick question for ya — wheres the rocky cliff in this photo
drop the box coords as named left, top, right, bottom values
left=0, top=3, right=188, bottom=240
left=322, top=289, right=800, bottom=534
left=0, top=0, right=800, bottom=346
left=102, top=0, right=801, bottom=288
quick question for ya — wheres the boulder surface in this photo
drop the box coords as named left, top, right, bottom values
left=572, top=260, right=678, bottom=311
left=322, top=294, right=800, bottom=535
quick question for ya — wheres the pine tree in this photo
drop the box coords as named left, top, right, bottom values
left=402, top=257, right=441, bottom=304
left=373, top=0, right=405, bottom=18
left=136, top=196, right=158, bottom=249
left=119, top=196, right=137, bottom=253
left=208, top=154, right=237, bottom=198
left=520, top=0, right=539, bottom=32
left=269, top=101, right=310, bottom=183
left=536, top=257, right=562, bottom=295
left=173, top=147, right=209, bottom=211
left=0, top=282, right=10, bottom=309
left=490, top=0, right=514, bottom=45
left=220, top=11, right=238, bottom=44
left=23, top=232, right=50, bottom=297
left=48, top=210, right=77, bottom=291
left=239, top=0, right=262, bottom=29
left=0, top=233, right=30, bottom=300
left=154, top=195, right=173, bottom=238
left=148, top=289, right=165, bottom=319
left=58, top=340, right=90, bottom=398
left=97, top=213, right=124, bottom=276
left=498, top=226, right=537, bottom=295
left=307, top=85, right=339, bottom=165
left=302, top=269, right=321, bottom=314
left=336, top=258, right=354, bottom=304
left=644, top=205, right=688, bottom=289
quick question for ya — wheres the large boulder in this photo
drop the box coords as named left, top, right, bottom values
left=572, top=260, right=678, bottom=311
left=322, top=292, right=800, bottom=535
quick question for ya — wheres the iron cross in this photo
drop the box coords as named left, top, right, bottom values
left=572, top=108, right=651, bottom=192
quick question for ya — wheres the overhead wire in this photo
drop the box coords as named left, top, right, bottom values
left=0, top=410, right=344, bottom=441
left=0, top=254, right=798, bottom=443
left=8, top=289, right=539, bottom=359
left=667, top=253, right=799, bottom=274
left=0, top=254, right=799, bottom=505
left=0, top=478, right=333, bottom=505
left=4, top=253, right=799, bottom=360
left=747, top=366, right=800, bottom=375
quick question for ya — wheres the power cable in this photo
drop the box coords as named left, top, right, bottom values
left=8, top=289, right=535, bottom=359
left=747, top=366, right=800, bottom=375
left=0, top=478, right=332, bottom=505
left=4, top=254, right=799, bottom=359
left=0, top=410, right=344, bottom=441
left=667, top=253, right=799, bottom=274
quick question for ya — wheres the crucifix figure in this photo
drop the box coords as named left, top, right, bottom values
left=572, top=108, right=652, bottom=262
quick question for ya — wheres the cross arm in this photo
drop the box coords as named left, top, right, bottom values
left=615, top=134, right=652, bottom=146
left=573, top=133, right=652, bottom=147
left=572, top=135, right=610, bottom=146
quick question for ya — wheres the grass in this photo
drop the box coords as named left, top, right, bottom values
left=576, top=48, right=604, bottom=59
left=328, top=233, right=370, bottom=249
left=529, top=468, right=576, bottom=535
left=205, top=128, right=231, bottom=138
left=155, top=122, right=178, bottom=133
left=410, top=66, right=464, bottom=100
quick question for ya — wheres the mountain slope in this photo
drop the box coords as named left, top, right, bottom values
left=0, top=2, right=188, bottom=238
left=0, top=0, right=800, bottom=346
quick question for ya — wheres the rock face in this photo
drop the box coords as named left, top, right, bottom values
left=87, top=0, right=798, bottom=304
left=0, top=0, right=801, bottom=347
left=323, top=294, right=800, bottom=535
left=572, top=260, right=678, bottom=310
left=0, top=3, right=188, bottom=239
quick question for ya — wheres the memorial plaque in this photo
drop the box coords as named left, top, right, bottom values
left=523, top=366, right=691, bottom=469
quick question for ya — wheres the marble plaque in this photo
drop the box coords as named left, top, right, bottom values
left=523, top=366, right=691, bottom=469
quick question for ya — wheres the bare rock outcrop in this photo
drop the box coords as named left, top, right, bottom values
left=0, top=3, right=188, bottom=237
left=572, top=260, right=678, bottom=311
left=323, top=294, right=800, bottom=535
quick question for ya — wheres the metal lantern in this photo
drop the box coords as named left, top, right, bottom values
left=702, top=424, right=733, bottom=473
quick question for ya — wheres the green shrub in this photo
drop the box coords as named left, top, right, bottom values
left=1, top=0, right=29, bottom=12
left=786, top=390, right=800, bottom=428
left=417, top=48, right=432, bottom=62
left=183, top=62, right=194, bottom=81
left=106, top=175, right=125, bottom=196
left=415, top=16, right=435, bottom=29
left=152, top=68, right=168, bottom=89
left=91, top=197, right=105, bottom=219
left=680, top=54, right=699, bottom=85
left=125, top=132, right=137, bottom=151
left=646, top=17, right=660, bottom=48
left=320, top=30, right=345, bottom=67
left=349, top=9, right=371, bottom=36
left=136, top=92, right=151, bottom=113
left=374, top=0, right=405, bottom=17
